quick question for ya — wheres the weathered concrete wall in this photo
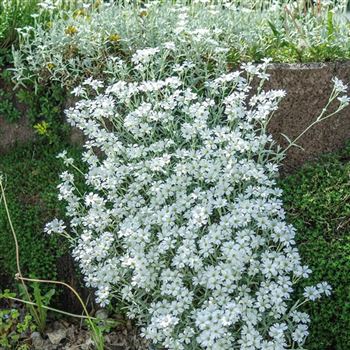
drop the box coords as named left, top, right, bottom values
left=266, top=61, right=350, bottom=172
left=1, top=62, right=350, bottom=172
left=0, top=116, right=35, bottom=151
left=0, top=80, right=35, bottom=151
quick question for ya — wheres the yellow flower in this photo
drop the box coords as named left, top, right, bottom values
left=139, top=10, right=148, bottom=17
left=93, top=0, right=101, bottom=9
left=73, top=8, right=87, bottom=18
left=65, top=25, right=78, bottom=36
left=34, top=121, right=49, bottom=136
left=108, top=33, right=121, bottom=43
left=47, top=63, right=55, bottom=70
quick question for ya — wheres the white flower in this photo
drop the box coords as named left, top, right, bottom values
left=38, top=0, right=56, bottom=11
left=44, top=218, right=65, bottom=235
left=269, top=323, right=288, bottom=340
left=303, top=286, right=321, bottom=301
left=131, top=48, right=160, bottom=66
left=333, top=77, right=348, bottom=94
left=57, top=150, right=74, bottom=166
left=95, top=285, right=111, bottom=307
left=337, top=95, right=350, bottom=106
left=82, top=78, right=104, bottom=91
left=292, top=324, right=309, bottom=344
left=71, top=86, right=86, bottom=97
left=163, top=41, right=176, bottom=51
left=316, top=281, right=332, bottom=296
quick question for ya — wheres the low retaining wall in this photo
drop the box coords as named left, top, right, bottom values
left=0, top=115, right=34, bottom=150
left=266, top=61, right=350, bottom=172
left=0, top=78, right=35, bottom=150
left=1, top=61, right=350, bottom=172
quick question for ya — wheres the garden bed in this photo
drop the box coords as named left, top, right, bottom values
left=1, top=1, right=350, bottom=350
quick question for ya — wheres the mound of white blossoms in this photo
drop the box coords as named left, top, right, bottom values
left=46, top=59, right=342, bottom=350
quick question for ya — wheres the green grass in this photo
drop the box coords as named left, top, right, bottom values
left=280, top=144, right=350, bottom=350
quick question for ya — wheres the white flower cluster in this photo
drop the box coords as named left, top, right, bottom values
left=46, top=55, right=337, bottom=350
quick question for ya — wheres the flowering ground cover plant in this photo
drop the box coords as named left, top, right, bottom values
left=45, top=44, right=349, bottom=349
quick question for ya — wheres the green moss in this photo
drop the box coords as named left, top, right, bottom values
left=0, top=142, right=82, bottom=287
left=280, top=144, right=350, bottom=350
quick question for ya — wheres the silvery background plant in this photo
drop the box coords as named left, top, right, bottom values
left=12, top=0, right=350, bottom=89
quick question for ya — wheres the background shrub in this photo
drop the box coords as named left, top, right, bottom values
left=0, top=0, right=77, bottom=144
left=0, top=0, right=80, bottom=49
left=0, top=0, right=40, bottom=49
left=12, top=0, right=350, bottom=90
left=280, top=144, right=350, bottom=350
